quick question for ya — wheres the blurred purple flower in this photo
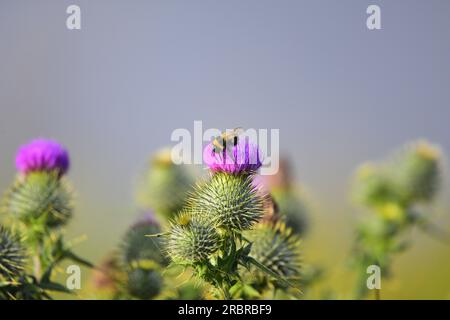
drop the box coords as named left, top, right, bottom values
left=203, top=138, right=262, bottom=174
left=15, top=139, right=70, bottom=176
left=132, top=211, right=160, bottom=229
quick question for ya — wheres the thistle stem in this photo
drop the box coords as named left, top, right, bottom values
left=374, top=288, right=381, bottom=300
left=33, top=254, right=42, bottom=280
left=221, top=284, right=232, bottom=300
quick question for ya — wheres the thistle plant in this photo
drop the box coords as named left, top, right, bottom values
left=256, top=159, right=310, bottom=235
left=90, top=212, right=165, bottom=300
left=92, top=211, right=203, bottom=300
left=0, top=226, right=26, bottom=280
left=0, top=139, right=92, bottom=299
left=0, top=225, right=31, bottom=299
left=120, top=213, right=166, bottom=299
left=239, top=221, right=301, bottom=299
left=136, top=149, right=194, bottom=222
left=350, top=140, right=447, bottom=299
left=161, top=132, right=301, bottom=299
left=0, top=226, right=27, bottom=299
left=254, top=159, right=322, bottom=297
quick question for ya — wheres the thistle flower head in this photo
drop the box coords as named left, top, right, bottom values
left=126, top=262, right=163, bottom=299
left=121, top=212, right=167, bottom=266
left=203, top=137, right=262, bottom=175
left=166, top=209, right=222, bottom=265
left=2, top=171, right=73, bottom=227
left=0, top=226, right=26, bottom=279
left=352, top=163, right=399, bottom=207
left=354, top=141, right=442, bottom=208
left=137, top=148, right=194, bottom=219
left=392, top=140, right=441, bottom=203
left=270, top=188, right=309, bottom=235
left=15, top=139, right=69, bottom=177
left=192, top=172, right=264, bottom=231
left=247, top=221, right=301, bottom=281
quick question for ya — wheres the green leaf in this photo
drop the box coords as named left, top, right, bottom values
left=39, top=281, right=72, bottom=294
left=41, top=264, right=54, bottom=284
left=229, top=282, right=243, bottom=297
left=64, top=250, right=94, bottom=268
left=242, top=284, right=261, bottom=298
left=246, top=256, right=299, bottom=292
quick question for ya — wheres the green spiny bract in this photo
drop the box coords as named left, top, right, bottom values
left=353, top=163, right=400, bottom=208
left=391, top=141, right=441, bottom=203
left=271, top=188, right=309, bottom=235
left=2, top=171, right=73, bottom=228
left=166, top=210, right=222, bottom=265
left=0, top=226, right=26, bottom=279
left=246, top=221, right=301, bottom=283
left=353, top=141, right=442, bottom=209
left=126, top=261, right=163, bottom=299
left=192, top=172, right=264, bottom=231
left=137, top=150, right=193, bottom=220
left=121, top=222, right=167, bottom=267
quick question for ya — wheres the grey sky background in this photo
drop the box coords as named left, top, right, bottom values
left=1, top=1, right=450, bottom=295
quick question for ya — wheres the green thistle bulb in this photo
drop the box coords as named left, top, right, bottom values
left=352, top=163, right=400, bottom=207
left=137, top=149, right=193, bottom=219
left=166, top=210, right=222, bottom=265
left=0, top=226, right=26, bottom=279
left=2, top=171, right=73, bottom=227
left=121, top=215, right=167, bottom=266
left=271, top=188, right=309, bottom=235
left=127, top=264, right=163, bottom=299
left=193, top=172, right=264, bottom=231
left=392, top=141, right=441, bottom=203
left=247, top=222, right=301, bottom=281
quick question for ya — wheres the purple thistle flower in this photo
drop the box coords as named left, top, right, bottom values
left=132, top=211, right=161, bottom=229
left=203, top=137, right=262, bottom=174
left=15, top=139, right=70, bottom=176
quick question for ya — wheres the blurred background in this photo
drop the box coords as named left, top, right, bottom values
left=0, top=0, right=449, bottom=299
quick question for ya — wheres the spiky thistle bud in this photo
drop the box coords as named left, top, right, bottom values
left=137, top=149, right=194, bottom=219
left=126, top=261, right=163, bottom=300
left=246, top=222, right=301, bottom=282
left=270, top=188, right=309, bottom=235
left=0, top=226, right=26, bottom=279
left=352, top=163, right=399, bottom=207
left=15, top=139, right=70, bottom=177
left=121, top=212, right=167, bottom=266
left=392, top=141, right=441, bottom=203
left=166, top=209, right=222, bottom=265
left=192, top=172, right=264, bottom=231
left=2, top=171, right=73, bottom=228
